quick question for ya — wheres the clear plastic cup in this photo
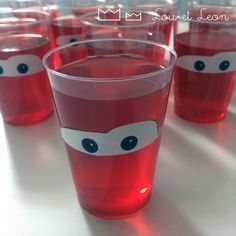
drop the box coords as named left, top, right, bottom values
left=0, top=9, right=53, bottom=125
left=174, top=2, right=236, bottom=123
left=79, top=0, right=176, bottom=45
left=80, top=11, right=164, bottom=43
left=43, top=38, right=176, bottom=218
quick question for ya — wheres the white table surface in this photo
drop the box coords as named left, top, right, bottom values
left=0, top=87, right=236, bottom=236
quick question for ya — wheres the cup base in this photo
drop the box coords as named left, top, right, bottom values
left=81, top=194, right=151, bottom=220
left=174, top=109, right=226, bottom=123
left=3, top=110, right=54, bottom=126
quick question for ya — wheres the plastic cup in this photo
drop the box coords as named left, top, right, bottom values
left=80, top=10, right=163, bottom=43
left=43, top=38, right=176, bottom=219
left=174, top=2, right=236, bottom=123
left=0, top=9, right=53, bottom=125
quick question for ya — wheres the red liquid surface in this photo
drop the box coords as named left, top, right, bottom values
left=0, top=17, right=42, bottom=35
left=0, top=34, right=53, bottom=125
left=77, top=37, right=166, bottom=65
left=53, top=55, right=171, bottom=218
left=174, top=32, right=236, bottom=122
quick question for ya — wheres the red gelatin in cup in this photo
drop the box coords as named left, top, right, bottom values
left=174, top=31, right=236, bottom=122
left=53, top=55, right=171, bottom=218
left=0, top=34, right=53, bottom=125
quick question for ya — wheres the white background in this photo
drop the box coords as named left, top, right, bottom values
left=0, top=87, right=236, bottom=236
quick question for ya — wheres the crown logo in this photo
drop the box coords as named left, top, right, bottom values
left=98, top=8, right=121, bottom=21
left=125, top=12, right=142, bottom=21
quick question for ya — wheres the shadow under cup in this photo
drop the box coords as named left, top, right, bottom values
left=43, top=39, right=176, bottom=219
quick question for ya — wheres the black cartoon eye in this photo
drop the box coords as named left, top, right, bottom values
left=82, top=138, right=98, bottom=153
left=69, top=38, right=79, bottom=47
left=17, top=63, right=29, bottom=74
left=121, top=136, right=138, bottom=151
left=69, top=38, right=78, bottom=43
left=194, top=60, right=205, bottom=71
left=0, top=66, right=4, bottom=75
left=219, top=60, right=230, bottom=71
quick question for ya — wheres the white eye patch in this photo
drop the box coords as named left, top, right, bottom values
left=177, top=51, right=236, bottom=73
left=0, top=54, right=44, bottom=77
left=56, top=34, right=82, bottom=46
left=61, top=120, right=159, bottom=156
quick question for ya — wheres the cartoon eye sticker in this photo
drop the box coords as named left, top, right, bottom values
left=56, top=34, right=82, bottom=46
left=61, top=120, right=159, bottom=156
left=176, top=51, right=236, bottom=73
left=0, top=54, right=44, bottom=77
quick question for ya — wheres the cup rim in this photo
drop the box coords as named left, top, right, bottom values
left=71, top=0, right=177, bottom=8
left=0, top=9, right=50, bottom=28
left=0, top=33, right=50, bottom=52
left=80, top=10, right=159, bottom=29
left=133, top=0, right=177, bottom=8
left=43, top=38, right=177, bottom=83
left=189, top=0, right=236, bottom=8
left=186, top=16, right=236, bottom=25
left=188, top=2, right=236, bottom=25
left=0, top=0, right=42, bottom=8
